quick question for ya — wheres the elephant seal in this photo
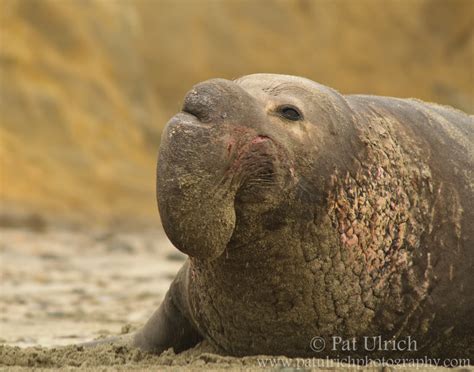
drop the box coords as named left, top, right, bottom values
left=134, top=74, right=473, bottom=361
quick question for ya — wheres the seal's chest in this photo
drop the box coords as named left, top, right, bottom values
left=192, top=282, right=319, bottom=356
left=189, top=260, right=321, bottom=355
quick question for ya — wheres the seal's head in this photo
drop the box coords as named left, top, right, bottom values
left=157, top=74, right=359, bottom=260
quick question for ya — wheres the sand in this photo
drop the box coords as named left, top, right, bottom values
left=0, top=225, right=471, bottom=371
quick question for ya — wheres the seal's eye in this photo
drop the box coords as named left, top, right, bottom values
left=278, top=105, right=303, bottom=121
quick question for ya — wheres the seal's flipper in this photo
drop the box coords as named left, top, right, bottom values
left=133, top=261, right=202, bottom=354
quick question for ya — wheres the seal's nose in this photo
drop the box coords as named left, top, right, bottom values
left=182, top=78, right=250, bottom=123
left=182, top=79, right=230, bottom=122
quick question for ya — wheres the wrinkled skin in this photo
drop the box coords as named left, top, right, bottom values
left=134, top=74, right=473, bottom=361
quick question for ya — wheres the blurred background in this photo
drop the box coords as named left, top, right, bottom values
left=1, top=0, right=473, bottom=228
left=0, top=0, right=473, bottom=357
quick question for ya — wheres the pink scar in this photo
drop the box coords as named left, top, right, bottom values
left=251, top=135, right=271, bottom=144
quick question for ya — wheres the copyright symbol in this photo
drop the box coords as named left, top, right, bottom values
left=310, top=336, right=326, bottom=352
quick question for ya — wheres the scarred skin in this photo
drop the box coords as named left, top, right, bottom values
left=133, top=74, right=473, bottom=361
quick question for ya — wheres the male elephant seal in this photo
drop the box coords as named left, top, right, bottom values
left=134, top=74, right=473, bottom=361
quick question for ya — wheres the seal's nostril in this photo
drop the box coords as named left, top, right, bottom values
left=182, top=87, right=216, bottom=123
left=182, top=79, right=240, bottom=123
left=181, top=78, right=251, bottom=124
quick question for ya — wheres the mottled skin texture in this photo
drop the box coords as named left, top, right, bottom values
left=133, top=74, right=473, bottom=361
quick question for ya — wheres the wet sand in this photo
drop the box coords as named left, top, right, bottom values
left=0, top=226, right=471, bottom=371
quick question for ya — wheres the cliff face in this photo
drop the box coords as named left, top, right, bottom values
left=1, top=0, right=472, bottom=225
left=0, top=0, right=163, bottom=224
left=143, top=0, right=474, bottom=116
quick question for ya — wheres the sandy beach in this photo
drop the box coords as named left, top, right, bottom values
left=0, top=224, right=471, bottom=371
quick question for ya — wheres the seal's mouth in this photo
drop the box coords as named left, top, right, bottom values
left=227, top=134, right=281, bottom=202
left=166, top=111, right=290, bottom=202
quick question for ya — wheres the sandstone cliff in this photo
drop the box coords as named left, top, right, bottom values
left=1, top=0, right=472, bottom=225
